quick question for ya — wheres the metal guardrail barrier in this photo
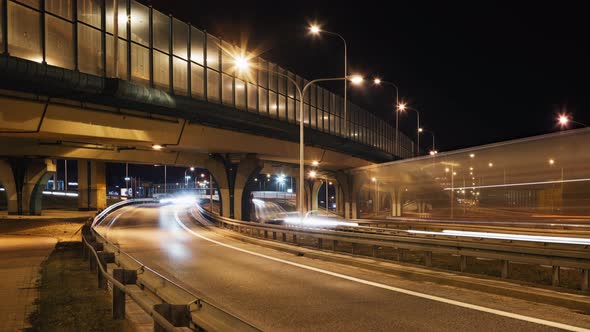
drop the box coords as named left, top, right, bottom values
left=196, top=206, right=590, bottom=292
left=84, top=199, right=261, bottom=332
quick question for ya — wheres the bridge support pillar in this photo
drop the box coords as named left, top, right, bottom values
left=0, top=159, right=55, bottom=215
left=390, top=188, right=403, bottom=217
left=335, top=172, right=352, bottom=220
left=233, top=156, right=262, bottom=221
left=310, top=179, right=322, bottom=212
left=0, top=160, right=18, bottom=214
left=78, top=160, right=107, bottom=211
left=207, top=154, right=261, bottom=220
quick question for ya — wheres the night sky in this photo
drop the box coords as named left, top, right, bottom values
left=143, top=0, right=588, bottom=152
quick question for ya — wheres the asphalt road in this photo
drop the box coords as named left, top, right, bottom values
left=95, top=203, right=590, bottom=332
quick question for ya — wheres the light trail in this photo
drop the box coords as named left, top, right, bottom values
left=174, top=207, right=590, bottom=332
left=407, top=229, right=590, bottom=245
left=443, top=177, right=590, bottom=191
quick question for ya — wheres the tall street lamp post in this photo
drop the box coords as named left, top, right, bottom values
left=373, top=79, right=402, bottom=156
left=184, top=167, right=195, bottom=187
left=400, top=106, right=421, bottom=156
left=309, top=25, right=348, bottom=135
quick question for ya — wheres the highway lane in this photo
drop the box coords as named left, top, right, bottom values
left=95, top=203, right=590, bottom=331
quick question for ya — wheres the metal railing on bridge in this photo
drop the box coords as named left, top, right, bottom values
left=0, top=0, right=414, bottom=158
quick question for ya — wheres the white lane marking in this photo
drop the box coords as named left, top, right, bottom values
left=173, top=209, right=590, bottom=332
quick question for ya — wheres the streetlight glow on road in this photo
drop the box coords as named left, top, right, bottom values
left=152, top=144, right=163, bottom=150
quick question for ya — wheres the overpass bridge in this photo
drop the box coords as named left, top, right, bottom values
left=0, top=0, right=415, bottom=217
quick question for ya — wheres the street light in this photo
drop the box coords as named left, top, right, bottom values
left=308, top=24, right=349, bottom=135
left=235, top=55, right=363, bottom=217
left=373, top=78, right=402, bottom=155
left=184, top=167, right=195, bottom=186
left=399, top=105, right=421, bottom=156
left=421, top=128, right=436, bottom=156
left=557, top=113, right=588, bottom=128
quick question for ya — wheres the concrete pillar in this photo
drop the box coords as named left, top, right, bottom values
left=206, top=157, right=232, bottom=218
left=310, top=179, right=322, bottom=212
left=1, top=159, right=55, bottom=215
left=232, top=156, right=262, bottom=221
left=0, top=160, right=18, bottom=214
left=334, top=183, right=342, bottom=217
left=335, top=172, right=352, bottom=219
left=78, top=160, right=107, bottom=211
left=390, top=188, right=403, bottom=217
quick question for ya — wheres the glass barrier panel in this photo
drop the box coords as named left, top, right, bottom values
left=235, top=78, right=246, bottom=110
left=205, top=34, right=219, bottom=70
left=268, top=91, right=277, bottom=118
left=45, top=15, right=74, bottom=69
left=221, top=73, right=233, bottom=105
left=258, top=87, right=267, bottom=115
left=78, top=0, right=101, bottom=28
left=257, top=59, right=267, bottom=88
left=78, top=24, right=102, bottom=75
left=190, top=27, right=204, bottom=65
left=18, top=0, right=39, bottom=8
left=247, top=82, right=257, bottom=112
left=268, top=62, right=277, bottom=92
left=7, top=2, right=41, bottom=62
left=153, top=50, right=169, bottom=90
left=206, top=69, right=220, bottom=102
left=130, top=43, right=149, bottom=85
left=106, top=35, right=127, bottom=78
left=172, top=18, right=187, bottom=60
left=190, top=63, right=204, bottom=98
left=130, top=1, right=148, bottom=46
left=173, top=57, right=187, bottom=95
left=287, top=97, right=295, bottom=123
left=278, top=95, right=286, bottom=120
left=46, top=0, right=72, bottom=20
left=105, top=0, right=127, bottom=37
left=152, top=9, right=168, bottom=53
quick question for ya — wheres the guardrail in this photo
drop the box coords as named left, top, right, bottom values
left=196, top=206, right=590, bottom=292
left=84, top=199, right=260, bottom=332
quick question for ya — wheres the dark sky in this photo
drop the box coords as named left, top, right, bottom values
left=144, top=0, right=588, bottom=152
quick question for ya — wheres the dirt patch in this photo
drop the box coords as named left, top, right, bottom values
left=26, top=242, right=135, bottom=332
left=0, top=220, right=87, bottom=242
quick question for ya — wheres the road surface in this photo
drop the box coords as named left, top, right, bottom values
left=95, top=203, right=590, bottom=331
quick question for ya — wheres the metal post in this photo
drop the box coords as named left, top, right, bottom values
left=416, top=111, right=420, bottom=156
left=113, top=269, right=137, bottom=320
left=209, top=173, right=213, bottom=213
left=113, top=0, right=118, bottom=77
left=73, top=0, right=78, bottom=71
left=325, top=177, right=328, bottom=214
left=148, top=6, right=153, bottom=88
left=125, top=163, right=128, bottom=195
left=168, top=14, right=173, bottom=94
left=1, top=0, right=8, bottom=55
left=164, top=165, right=167, bottom=193
left=126, top=0, right=131, bottom=81
left=187, top=22, right=191, bottom=97
left=64, top=160, right=68, bottom=193
left=40, top=0, right=46, bottom=64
